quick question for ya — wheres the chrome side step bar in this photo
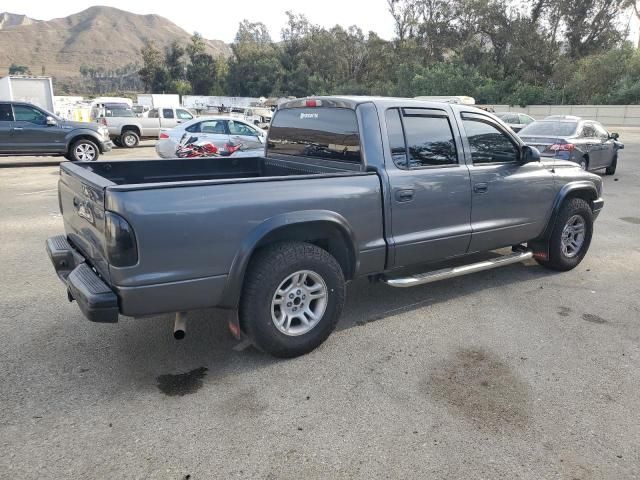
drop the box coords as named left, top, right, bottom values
left=384, top=250, right=533, bottom=288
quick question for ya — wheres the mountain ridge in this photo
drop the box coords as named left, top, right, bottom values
left=0, top=6, right=231, bottom=82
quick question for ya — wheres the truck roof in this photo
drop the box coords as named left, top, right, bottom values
left=277, top=95, right=490, bottom=115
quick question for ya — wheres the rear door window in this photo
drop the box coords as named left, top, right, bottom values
left=268, top=107, right=361, bottom=163
left=385, top=107, right=458, bottom=168
left=0, top=104, right=13, bottom=121
left=163, top=109, right=175, bottom=119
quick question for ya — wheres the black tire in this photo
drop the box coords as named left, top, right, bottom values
left=120, top=130, right=139, bottom=148
left=240, top=241, right=345, bottom=358
left=67, top=138, right=100, bottom=162
left=605, top=154, right=617, bottom=175
left=113, top=136, right=123, bottom=148
left=536, top=198, right=593, bottom=271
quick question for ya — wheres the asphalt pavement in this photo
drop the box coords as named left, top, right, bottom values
left=1, top=134, right=639, bottom=479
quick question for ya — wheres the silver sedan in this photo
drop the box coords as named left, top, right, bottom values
left=156, top=115, right=267, bottom=159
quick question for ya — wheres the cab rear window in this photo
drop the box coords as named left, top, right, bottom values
left=267, top=107, right=361, bottom=163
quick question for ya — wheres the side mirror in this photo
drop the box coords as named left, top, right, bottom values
left=610, top=132, right=619, bottom=140
left=46, top=116, right=57, bottom=126
left=521, top=145, right=540, bottom=164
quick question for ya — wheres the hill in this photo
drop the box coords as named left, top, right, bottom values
left=0, top=6, right=231, bottom=82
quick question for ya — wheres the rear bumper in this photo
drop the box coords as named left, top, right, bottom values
left=46, top=235, right=118, bottom=323
left=100, top=139, right=113, bottom=153
left=47, top=235, right=229, bottom=321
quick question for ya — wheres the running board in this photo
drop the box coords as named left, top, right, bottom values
left=383, top=250, right=533, bottom=288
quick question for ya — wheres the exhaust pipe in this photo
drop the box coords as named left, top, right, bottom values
left=174, top=312, right=187, bottom=340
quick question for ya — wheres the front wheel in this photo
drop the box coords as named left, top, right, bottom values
left=240, top=242, right=345, bottom=358
left=67, top=139, right=99, bottom=161
left=536, top=198, right=593, bottom=271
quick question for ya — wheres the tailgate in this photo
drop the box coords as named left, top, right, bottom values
left=59, top=163, right=115, bottom=283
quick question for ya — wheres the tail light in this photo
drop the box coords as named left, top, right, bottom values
left=99, top=117, right=107, bottom=126
left=305, top=99, right=322, bottom=107
left=159, top=132, right=169, bottom=139
left=547, top=143, right=575, bottom=152
left=105, top=212, right=138, bottom=267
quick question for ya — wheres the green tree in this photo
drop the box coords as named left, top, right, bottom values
left=138, top=41, right=168, bottom=92
left=9, top=63, right=30, bottom=75
left=186, top=33, right=218, bottom=94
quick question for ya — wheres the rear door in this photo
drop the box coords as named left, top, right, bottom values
left=0, top=103, right=14, bottom=152
left=384, top=106, right=472, bottom=267
left=11, top=104, right=66, bottom=152
left=457, top=111, right=556, bottom=252
left=159, top=108, right=178, bottom=132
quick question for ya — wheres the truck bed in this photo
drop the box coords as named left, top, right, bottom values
left=72, top=155, right=361, bottom=186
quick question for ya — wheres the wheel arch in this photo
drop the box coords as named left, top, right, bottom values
left=121, top=125, right=141, bottom=137
left=219, top=210, right=358, bottom=310
left=66, top=132, right=103, bottom=153
left=530, top=181, right=598, bottom=256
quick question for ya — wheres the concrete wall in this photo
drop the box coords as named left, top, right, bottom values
left=490, top=104, right=640, bottom=127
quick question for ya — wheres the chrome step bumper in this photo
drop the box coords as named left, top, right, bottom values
left=384, top=250, right=533, bottom=288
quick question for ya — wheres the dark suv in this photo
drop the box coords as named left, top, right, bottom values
left=0, top=101, right=112, bottom=161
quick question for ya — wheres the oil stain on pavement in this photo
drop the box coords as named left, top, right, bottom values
left=558, top=306, right=572, bottom=317
left=582, top=313, right=607, bottom=324
left=620, top=217, right=640, bottom=224
left=422, top=348, right=530, bottom=431
left=157, top=367, right=208, bottom=396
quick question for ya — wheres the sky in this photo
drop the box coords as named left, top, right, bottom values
left=4, top=0, right=397, bottom=42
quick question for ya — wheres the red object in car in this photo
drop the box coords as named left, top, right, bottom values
left=159, top=132, right=169, bottom=139
left=547, top=143, right=575, bottom=152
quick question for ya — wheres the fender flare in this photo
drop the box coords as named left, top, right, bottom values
left=65, top=130, right=104, bottom=151
left=531, top=181, right=599, bottom=257
left=218, top=210, right=358, bottom=310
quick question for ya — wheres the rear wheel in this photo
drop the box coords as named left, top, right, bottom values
left=121, top=130, right=139, bottom=148
left=67, top=139, right=99, bottom=161
left=605, top=154, right=617, bottom=175
left=240, top=242, right=345, bottom=358
left=536, top=198, right=593, bottom=271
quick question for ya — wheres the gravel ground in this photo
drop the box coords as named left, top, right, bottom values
left=0, top=132, right=639, bottom=479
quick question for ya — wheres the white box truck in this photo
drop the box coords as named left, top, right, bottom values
left=137, top=94, right=180, bottom=108
left=0, top=75, right=55, bottom=112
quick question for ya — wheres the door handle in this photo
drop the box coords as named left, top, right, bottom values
left=11, top=127, right=23, bottom=131
left=473, top=182, right=489, bottom=193
left=395, top=189, right=414, bottom=202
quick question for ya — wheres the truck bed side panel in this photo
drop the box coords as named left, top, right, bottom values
left=105, top=174, right=385, bottom=296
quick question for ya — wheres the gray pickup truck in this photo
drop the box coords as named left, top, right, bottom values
left=47, top=96, right=604, bottom=357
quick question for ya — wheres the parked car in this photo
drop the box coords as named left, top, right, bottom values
left=518, top=116, right=623, bottom=174
left=494, top=112, right=535, bottom=132
left=100, top=106, right=194, bottom=148
left=47, top=96, right=604, bottom=358
left=0, top=101, right=112, bottom=161
left=155, top=116, right=266, bottom=159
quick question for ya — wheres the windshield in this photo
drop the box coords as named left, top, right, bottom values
left=519, top=121, right=577, bottom=137
left=267, top=107, right=361, bottom=163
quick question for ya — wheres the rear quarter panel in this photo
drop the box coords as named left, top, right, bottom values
left=104, top=174, right=386, bottom=292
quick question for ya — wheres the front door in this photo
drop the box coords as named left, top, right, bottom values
left=385, top=107, right=472, bottom=268
left=227, top=120, right=264, bottom=153
left=11, top=104, right=66, bottom=153
left=593, top=122, right=615, bottom=169
left=458, top=111, right=556, bottom=253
